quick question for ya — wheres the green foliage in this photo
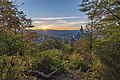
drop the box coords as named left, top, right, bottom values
left=94, top=26, right=120, bottom=80
left=61, top=44, right=73, bottom=60
left=0, top=31, right=37, bottom=56
left=83, top=53, right=103, bottom=80
left=68, top=53, right=88, bottom=72
left=39, top=39, right=64, bottom=51
left=32, top=49, right=65, bottom=73
left=80, top=0, right=120, bottom=79
left=74, top=38, right=90, bottom=53
left=0, top=0, right=38, bottom=79
left=0, top=54, right=36, bottom=80
left=0, top=31, right=39, bottom=79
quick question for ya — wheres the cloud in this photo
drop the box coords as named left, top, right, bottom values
left=33, top=21, right=44, bottom=24
left=31, top=16, right=88, bottom=30
left=57, top=20, right=68, bottom=24
left=33, top=16, right=86, bottom=21
left=56, top=20, right=88, bottom=25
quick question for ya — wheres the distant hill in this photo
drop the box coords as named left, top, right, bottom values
left=31, top=29, right=79, bottom=39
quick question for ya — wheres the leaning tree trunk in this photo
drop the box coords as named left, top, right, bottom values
left=27, top=69, right=58, bottom=79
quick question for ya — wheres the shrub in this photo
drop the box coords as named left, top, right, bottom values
left=32, top=49, right=65, bottom=73
left=69, top=53, right=88, bottom=72
left=0, top=54, right=36, bottom=80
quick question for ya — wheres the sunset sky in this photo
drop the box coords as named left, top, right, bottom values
left=17, top=0, right=88, bottom=30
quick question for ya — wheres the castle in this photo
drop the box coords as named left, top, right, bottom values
left=69, top=25, right=86, bottom=44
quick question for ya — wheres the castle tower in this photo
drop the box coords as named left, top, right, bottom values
left=79, top=25, right=84, bottom=38
left=80, top=25, right=84, bottom=34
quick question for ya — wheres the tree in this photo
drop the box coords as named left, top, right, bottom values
left=94, top=25, right=120, bottom=80
left=80, top=0, right=120, bottom=25
left=0, top=1, right=38, bottom=79
left=0, top=0, right=33, bottom=34
left=79, top=0, right=120, bottom=79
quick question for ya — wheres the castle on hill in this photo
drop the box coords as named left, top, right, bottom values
left=69, top=25, right=87, bottom=44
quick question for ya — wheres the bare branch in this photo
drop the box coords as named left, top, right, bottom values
left=104, top=7, right=120, bottom=21
left=27, top=69, right=58, bottom=79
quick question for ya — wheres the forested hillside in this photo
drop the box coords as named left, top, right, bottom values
left=0, top=0, right=120, bottom=80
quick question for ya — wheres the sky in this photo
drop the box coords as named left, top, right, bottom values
left=17, top=0, right=88, bottom=30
